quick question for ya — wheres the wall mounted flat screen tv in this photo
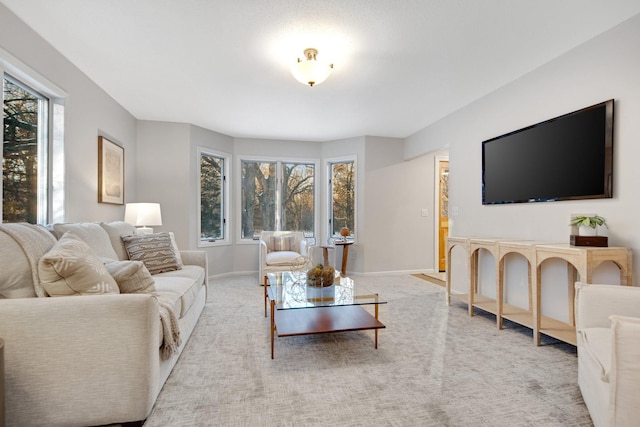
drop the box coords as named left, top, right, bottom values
left=482, top=99, right=613, bottom=205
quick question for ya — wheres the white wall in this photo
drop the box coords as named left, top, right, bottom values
left=404, top=14, right=640, bottom=318
left=0, top=4, right=138, bottom=223
left=136, top=121, right=190, bottom=245
left=363, top=136, right=435, bottom=274
left=136, top=121, right=236, bottom=277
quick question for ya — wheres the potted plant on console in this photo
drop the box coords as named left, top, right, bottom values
left=569, top=214, right=608, bottom=247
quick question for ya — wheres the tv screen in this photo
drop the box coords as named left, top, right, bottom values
left=482, top=100, right=613, bottom=205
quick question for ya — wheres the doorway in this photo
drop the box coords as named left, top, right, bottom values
left=435, top=156, right=449, bottom=272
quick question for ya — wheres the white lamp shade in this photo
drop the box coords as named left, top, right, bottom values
left=124, top=203, right=162, bottom=227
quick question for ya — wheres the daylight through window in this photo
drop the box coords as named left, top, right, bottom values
left=2, top=75, right=49, bottom=224
left=330, top=160, right=355, bottom=238
left=241, top=159, right=315, bottom=239
left=199, top=149, right=227, bottom=244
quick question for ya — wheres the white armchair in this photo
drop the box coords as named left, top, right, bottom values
left=258, top=231, right=310, bottom=284
left=575, top=282, right=640, bottom=427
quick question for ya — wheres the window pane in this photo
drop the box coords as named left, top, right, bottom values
left=241, top=160, right=276, bottom=238
left=281, top=162, right=314, bottom=235
left=331, top=161, right=355, bottom=236
left=3, top=77, right=47, bottom=224
left=200, top=153, right=224, bottom=242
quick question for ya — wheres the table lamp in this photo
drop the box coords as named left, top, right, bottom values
left=124, top=203, right=162, bottom=234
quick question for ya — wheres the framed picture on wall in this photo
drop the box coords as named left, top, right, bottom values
left=98, top=136, right=124, bottom=204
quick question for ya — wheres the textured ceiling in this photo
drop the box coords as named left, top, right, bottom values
left=2, top=0, right=640, bottom=141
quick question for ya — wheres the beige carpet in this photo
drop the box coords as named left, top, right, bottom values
left=143, top=275, right=593, bottom=427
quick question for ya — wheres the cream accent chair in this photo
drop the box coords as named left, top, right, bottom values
left=258, top=231, right=310, bottom=284
left=575, top=282, right=640, bottom=427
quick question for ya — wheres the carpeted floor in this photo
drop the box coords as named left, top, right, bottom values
left=143, top=275, right=593, bottom=427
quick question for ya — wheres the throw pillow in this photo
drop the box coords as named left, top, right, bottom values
left=38, top=232, right=120, bottom=296
left=103, top=260, right=156, bottom=294
left=121, top=232, right=182, bottom=274
left=270, top=235, right=293, bottom=252
left=168, top=231, right=184, bottom=267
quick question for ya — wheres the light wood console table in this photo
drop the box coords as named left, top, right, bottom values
left=446, top=237, right=633, bottom=345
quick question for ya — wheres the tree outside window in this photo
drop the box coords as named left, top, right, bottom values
left=281, top=162, right=314, bottom=234
left=241, top=160, right=315, bottom=239
left=199, top=150, right=226, bottom=243
left=330, top=160, right=355, bottom=237
left=3, top=75, right=48, bottom=224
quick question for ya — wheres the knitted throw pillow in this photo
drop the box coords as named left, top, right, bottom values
left=121, top=232, right=182, bottom=274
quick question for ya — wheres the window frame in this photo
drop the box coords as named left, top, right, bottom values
left=197, top=146, right=230, bottom=247
left=1, top=48, right=66, bottom=225
left=326, top=156, right=357, bottom=243
left=237, top=155, right=319, bottom=243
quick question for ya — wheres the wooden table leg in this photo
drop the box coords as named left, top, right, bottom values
left=341, top=245, right=349, bottom=276
left=374, top=294, right=379, bottom=349
left=533, top=265, right=542, bottom=346
left=270, top=299, right=275, bottom=359
left=264, top=275, right=268, bottom=317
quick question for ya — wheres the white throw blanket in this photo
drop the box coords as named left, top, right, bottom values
left=0, top=223, right=57, bottom=297
left=156, top=295, right=182, bottom=359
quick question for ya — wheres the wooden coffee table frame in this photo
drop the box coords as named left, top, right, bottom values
left=264, top=275, right=385, bottom=359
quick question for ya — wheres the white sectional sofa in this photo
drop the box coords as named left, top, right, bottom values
left=575, top=282, right=640, bottom=427
left=0, top=221, right=208, bottom=427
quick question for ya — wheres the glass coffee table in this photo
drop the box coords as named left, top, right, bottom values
left=264, top=271, right=386, bottom=359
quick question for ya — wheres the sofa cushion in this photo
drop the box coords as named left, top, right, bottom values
left=121, top=232, right=182, bottom=274
left=266, top=250, right=302, bottom=266
left=104, top=260, right=156, bottom=294
left=582, top=327, right=612, bottom=382
left=100, top=221, right=138, bottom=260
left=52, top=223, right=119, bottom=260
left=39, top=232, right=120, bottom=296
left=154, top=265, right=205, bottom=317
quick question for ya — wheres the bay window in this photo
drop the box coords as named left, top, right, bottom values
left=241, top=159, right=315, bottom=239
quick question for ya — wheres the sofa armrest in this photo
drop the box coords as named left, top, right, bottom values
left=609, top=315, right=640, bottom=427
left=575, top=283, right=640, bottom=331
left=259, top=239, right=268, bottom=262
left=181, top=249, right=208, bottom=282
left=0, top=294, right=161, bottom=426
left=180, top=250, right=207, bottom=270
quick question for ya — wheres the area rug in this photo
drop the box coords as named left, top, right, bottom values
left=143, top=275, right=593, bottom=427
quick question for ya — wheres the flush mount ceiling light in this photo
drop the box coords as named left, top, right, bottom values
left=291, top=48, right=333, bottom=87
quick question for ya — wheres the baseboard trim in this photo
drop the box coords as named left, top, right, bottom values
left=209, top=270, right=258, bottom=281
left=346, top=269, right=432, bottom=278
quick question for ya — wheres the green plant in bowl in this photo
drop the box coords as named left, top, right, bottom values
left=569, top=215, right=607, bottom=229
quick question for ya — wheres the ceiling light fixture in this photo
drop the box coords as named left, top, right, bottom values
left=291, top=48, right=333, bottom=87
